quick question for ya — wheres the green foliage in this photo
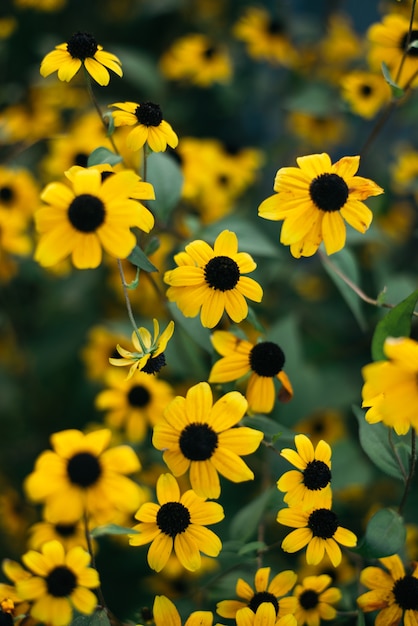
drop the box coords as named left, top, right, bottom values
left=229, top=487, right=276, bottom=543
left=371, top=289, right=418, bottom=361
left=91, top=524, right=138, bottom=538
left=127, top=245, right=158, bottom=272
left=72, top=609, right=111, bottom=626
left=146, top=152, right=183, bottom=223
left=381, top=61, right=405, bottom=98
left=356, top=508, right=406, bottom=558
left=87, top=147, right=123, bottom=167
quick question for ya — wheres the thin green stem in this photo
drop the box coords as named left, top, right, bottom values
left=83, top=68, right=121, bottom=157
left=388, top=429, right=408, bottom=482
left=398, top=427, right=416, bottom=516
left=117, top=259, right=147, bottom=352
left=82, top=511, right=107, bottom=610
left=394, top=0, right=417, bottom=84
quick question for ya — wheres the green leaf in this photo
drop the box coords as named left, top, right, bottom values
left=245, top=306, right=265, bottom=334
left=90, top=524, right=137, bottom=537
left=146, top=152, right=183, bottom=223
left=87, top=147, right=122, bottom=167
left=127, top=245, right=158, bottom=273
left=102, top=112, right=115, bottom=137
left=381, top=62, right=405, bottom=98
left=242, top=414, right=295, bottom=443
left=356, top=508, right=406, bottom=558
left=353, top=405, right=410, bottom=480
left=72, top=609, right=111, bottom=626
left=229, top=487, right=275, bottom=542
left=321, top=248, right=366, bottom=331
left=371, top=289, right=418, bottom=361
left=167, top=302, right=212, bottom=352
left=238, top=541, right=266, bottom=555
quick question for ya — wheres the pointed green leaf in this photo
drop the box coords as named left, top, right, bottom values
left=371, top=289, right=418, bottom=361
left=381, top=62, right=405, bottom=98
left=90, top=524, right=137, bottom=537
left=146, top=152, right=183, bottom=223
left=127, top=245, right=158, bottom=272
left=229, top=487, right=275, bottom=542
left=356, top=508, right=406, bottom=558
left=87, top=147, right=122, bottom=167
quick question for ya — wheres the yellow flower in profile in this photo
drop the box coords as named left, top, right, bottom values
left=109, top=319, right=175, bottom=379
left=130, top=473, right=224, bottom=572
left=217, top=566, right=297, bottom=624
left=164, top=230, right=263, bottom=328
left=151, top=595, right=214, bottom=626
left=362, top=336, right=418, bottom=435
left=277, top=435, right=332, bottom=510
left=277, top=505, right=357, bottom=567
left=153, top=382, right=263, bottom=499
left=357, top=554, right=418, bottom=626
left=341, top=71, right=391, bottom=119
left=293, top=575, right=341, bottom=626
left=40, top=32, right=122, bottom=86
left=209, top=330, right=293, bottom=414
left=16, top=540, right=99, bottom=626
left=35, top=166, right=155, bottom=269
left=233, top=7, right=297, bottom=66
left=258, top=153, right=384, bottom=258
left=110, top=101, right=178, bottom=152
left=24, top=428, right=143, bottom=523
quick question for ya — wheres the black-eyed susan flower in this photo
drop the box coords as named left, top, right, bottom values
left=233, top=7, right=297, bottom=66
left=368, top=14, right=418, bottom=88
left=286, top=113, right=347, bottom=150
left=159, top=34, right=232, bottom=87
left=16, top=540, right=99, bottom=626
left=0, top=559, right=32, bottom=625
left=341, top=71, right=391, bottom=119
left=293, top=410, right=346, bottom=447
left=392, top=149, right=418, bottom=192
left=109, top=319, right=175, bottom=379
left=151, top=594, right=214, bottom=626
left=0, top=166, right=39, bottom=218
left=236, top=603, right=297, bottom=626
left=209, top=330, right=293, bottom=414
left=277, top=506, right=357, bottom=567
left=362, top=336, right=418, bottom=435
left=217, top=566, right=297, bottom=624
left=40, top=32, right=123, bottom=86
left=152, top=381, right=263, bottom=499
left=24, top=428, right=144, bottom=524
left=27, top=515, right=88, bottom=551
left=293, top=575, right=341, bottom=626
left=277, top=434, right=332, bottom=510
left=164, top=230, right=263, bottom=328
left=258, top=153, right=383, bottom=258
left=81, top=325, right=130, bottom=382
left=130, top=473, right=224, bottom=572
left=95, top=369, right=175, bottom=443
left=110, top=102, right=178, bottom=152
left=34, top=166, right=155, bottom=269
left=357, top=554, right=418, bottom=626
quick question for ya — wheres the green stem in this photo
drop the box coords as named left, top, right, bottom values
left=83, top=68, right=121, bottom=157
left=398, top=427, right=416, bottom=516
left=117, top=258, right=148, bottom=352
left=394, top=0, right=417, bottom=85
left=388, top=429, right=408, bottom=482
left=82, top=511, right=107, bottom=611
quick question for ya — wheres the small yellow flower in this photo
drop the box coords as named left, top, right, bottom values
left=110, top=101, right=178, bottom=152
left=294, top=575, right=341, bottom=626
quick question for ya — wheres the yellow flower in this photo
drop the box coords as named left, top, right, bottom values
left=294, top=575, right=341, bottom=626
left=153, top=382, right=263, bottom=499
left=109, top=319, right=175, bottom=380
left=362, top=336, right=418, bottom=435
left=110, top=101, right=178, bottom=152
left=24, top=428, right=143, bottom=523
left=151, top=595, right=214, bottom=626
left=16, top=540, right=99, bottom=626
left=40, top=32, right=122, bottom=86
left=35, top=166, right=155, bottom=269
left=341, top=71, right=391, bottom=119
left=217, top=566, right=297, bottom=624
left=258, top=153, right=383, bottom=258
left=209, top=330, right=293, bottom=414
left=277, top=435, right=332, bottom=510
left=27, top=516, right=88, bottom=551
left=236, top=603, right=297, bottom=626
left=130, top=473, right=224, bottom=572
left=357, top=554, right=418, bottom=626
left=277, top=506, right=357, bottom=567
left=80, top=325, right=130, bottom=382
left=164, top=230, right=263, bottom=328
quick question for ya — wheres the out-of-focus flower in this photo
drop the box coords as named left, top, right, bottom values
left=258, top=153, right=384, bottom=258
left=40, top=32, right=122, bottom=85
left=293, top=575, right=341, bottom=626
left=341, top=71, right=392, bottom=119
left=293, top=409, right=346, bottom=447
left=81, top=325, right=130, bottom=382
left=110, top=101, right=178, bottom=152
left=287, top=112, right=347, bottom=150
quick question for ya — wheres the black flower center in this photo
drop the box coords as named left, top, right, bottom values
left=401, top=30, right=418, bottom=57
left=0, top=186, right=14, bottom=204
left=308, top=508, right=339, bottom=538
left=303, top=460, right=332, bottom=490
left=249, top=341, right=285, bottom=377
left=299, top=589, right=319, bottom=610
left=54, top=523, right=77, bottom=538
left=128, top=385, right=151, bottom=408
left=203, top=46, right=217, bottom=59
left=248, top=591, right=279, bottom=615
left=135, top=102, right=163, bottom=127
left=393, top=575, right=418, bottom=610
left=74, top=152, right=89, bottom=167
left=360, top=84, right=373, bottom=97
left=67, top=452, right=102, bottom=488
left=46, top=566, right=77, bottom=597
left=268, top=19, right=284, bottom=35
left=68, top=194, right=105, bottom=233
left=156, top=501, right=191, bottom=537
left=141, top=353, right=166, bottom=375
left=309, top=173, right=349, bottom=212
left=204, top=256, right=240, bottom=291
left=67, top=32, right=98, bottom=60
left=179, top=423, right=218, bottom=461
left=0, top=610, right=14, bottom=626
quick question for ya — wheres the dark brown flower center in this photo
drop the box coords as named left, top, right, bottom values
left=156, top=502, right=191, bottom=536
left=299, top=589, right=319, bottom=610
left=46, top=566, right=77, bottom=597
left=401, top=30, right=418, bottom=57
left=204, top=256, right=240, bottom=291
left=249, top=341, right=285, bottom=377
left=67, top=32, right=98, bottom=60
left=309, top=173, right=349, bottom=212
left=128, top=385, right=151, bottom=407
left=0, top=186, right=14, bottom=204
left=303, top=460, right=332, bottom=490
left=68, top=194, right=105, bottom=233
left=54, top=523, right=78, bottom=538
left=360, top=84, right=373, bottom=97
left=308, top=508, right=339, bottom=538
left=179, top=423, right=218, bottom=461
left=67, top=452, right=102, bottom=488
left=135, top=102, right=163, bottom=127
left=248, top=591, right=279, bottom=615
left=141, top=353, right=166, bottom=374
left=393, top=575, right=418, bottom=610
